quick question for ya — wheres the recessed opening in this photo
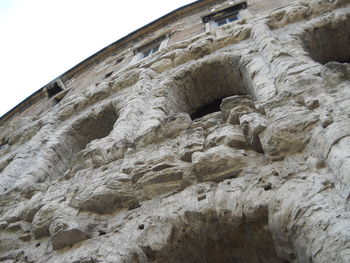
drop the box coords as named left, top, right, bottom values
left=264, top=183, right=272, bottom=191
left=168, top=55, right=253, bottom=119
left=215, top=13, right=239, bottom=27
left=202, top=2, right=247, bottom=25
left=0, top=137, right=8, bottom=150
left=51, top=105, right=118, bottom=178
left=190, top=97, right=223, bottom=120
left=105, top=72, right=113, bottom=79
left=148, top=210, right=291, bottom=263
left=98, top=230, right=106, bottom=236
left=47, top=82, right=63, bottom=98
left=141, top=43, right=160, bottom=58
left=70, top=105, right=118, bottom=152
left=301, top=14, right=350, bottom=64
left=55, top=97, right=63, bottom=104
left=1, top=137, right=9, bottom=144
left=137, top=35, right=166, bottom=60
left=116, top=57, right=124, bottom=64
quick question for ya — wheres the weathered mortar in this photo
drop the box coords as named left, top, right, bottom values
left=1, top=0, right=350, bottom=262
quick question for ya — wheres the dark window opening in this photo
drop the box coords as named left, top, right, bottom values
left=47, top=82, right=63, bottom=98
left=202, top=2, right=247, bottom=24
left=215, top=13, right=239, bottom=26
left=142, top=44, right=160, bottom=58
left=190, top=97, right=223, bottom=120
left=137, top=36, right=166, bottom=60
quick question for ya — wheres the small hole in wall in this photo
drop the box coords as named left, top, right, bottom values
left=0, top=138, right=9, bottom=150
left=138, top=224, right=145, bottom=230
left=116, top=57, right=124, bottom=64
left=35, top=243, right=40, bottom=247
left=105, top=72, right=113, bottom=79
left=47, top=82, right=63, bottom=98
left=55, top=96, right=63, bottom=104
left=263, top=183, right=272, bottom=191
left=98, top=230, right=106, bottom=236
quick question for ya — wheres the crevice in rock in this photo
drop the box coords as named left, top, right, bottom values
left=301, top=14, right=350, bottom=64
left=149, top=209, right=291, bottom=263
left=168, top=55, right=254, bottom=120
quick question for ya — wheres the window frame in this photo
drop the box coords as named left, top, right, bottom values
left=140, top=42, right=161, bottom=59
left=202, top=2, right=247, bottom=30
left=132, top=34, right=169, bottom=63
left=214, top=12, right=240, bottom=27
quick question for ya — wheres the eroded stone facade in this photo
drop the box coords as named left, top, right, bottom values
left=1, top=0, right=350, bottom=262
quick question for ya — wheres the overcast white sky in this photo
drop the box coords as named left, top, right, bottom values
left=0, top=0, right=194, bottom=117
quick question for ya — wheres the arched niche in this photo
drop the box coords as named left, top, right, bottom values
left=301, top=14, right=350, bottom=64
left=52, top=104, right=118, bottom=176
left=166, top=54, right=254, bottom=120
left=68, top=105, right=118, bottom=152
left=146, top=209, right=290, bottom=263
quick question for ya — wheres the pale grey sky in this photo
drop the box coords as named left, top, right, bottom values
left=0, top=0, right=194, bottom=117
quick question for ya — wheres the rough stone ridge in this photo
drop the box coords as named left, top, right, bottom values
left=1, top=0, right=350, bottom=262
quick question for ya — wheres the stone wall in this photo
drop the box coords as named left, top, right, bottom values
left=0, top=0, right=350, bottom=262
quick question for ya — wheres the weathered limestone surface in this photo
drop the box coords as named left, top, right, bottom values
left=1, top=0, right=350, bottom=262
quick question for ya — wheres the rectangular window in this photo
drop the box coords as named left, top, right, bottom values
left=141, top=43, right=161, bottom=59
left=215, top=13, right=239, bottom=27
left=132, top=35, right=168, bottom=62
left=202, top=2, right=247, bottom=29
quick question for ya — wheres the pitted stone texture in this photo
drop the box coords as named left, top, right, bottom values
left=49, top=206, right=91, bottom=250
left=69, top=171, right=136, bottom=214
left=32, top=203, right=60, bottom=239
left=260, top=106, right=318, bottom=158
left=220, top=95, right=256, bottom=124
left=205, top=124, right=247, bottom=150
left=239, top=112, right=268, bottom=152
left=192, top=145, right=264, bottom=182
left=0, top=0, right=350, bottom=262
